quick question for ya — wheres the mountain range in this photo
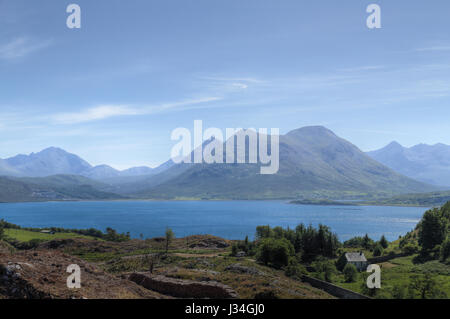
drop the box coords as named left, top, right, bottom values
left=0, top=147, right=172, bottom=180
left=135, top=126, right=437, bottom=199
left=367, top=141, right=450, bottom=187
left=0, top=126, right=446, bottom=201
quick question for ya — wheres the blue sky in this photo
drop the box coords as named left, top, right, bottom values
left=1, top=0, right=450, bottom=169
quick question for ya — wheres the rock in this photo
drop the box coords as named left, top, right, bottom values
left=129, top=273, right=238, bottom=299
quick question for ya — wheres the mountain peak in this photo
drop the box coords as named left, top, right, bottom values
left=385, top=141, right=404, bottom=150
left=39, top=147, right=69, bottom=155
left=286, top=126, right=336, bottom=138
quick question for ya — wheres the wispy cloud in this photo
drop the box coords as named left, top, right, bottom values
left=0, top=37, right=52, bottom=60
left=52, top=105, right=139, bottom=124
left=52, top=97, right=222, bottom=124
left=338, top=65, right=385, bottom=72
left=415, top=46, right=450, bottom=52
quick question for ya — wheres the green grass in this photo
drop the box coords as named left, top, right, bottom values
left=334, top=255, right=450, bottom=298
left=5, top=228, right=95, bottom=242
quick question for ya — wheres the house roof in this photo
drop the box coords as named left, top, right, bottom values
left=345, top=252, right=367, bottom=262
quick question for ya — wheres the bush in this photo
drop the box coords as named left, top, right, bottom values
left=254, top=290, right=279, bottom=299
left=402, top=243, right=419, bottom=255
left=379, top=235, right=389, bottom=249
left=409, top=273, right=447, bottom=299
left=312, top=258, right=336, bottom=283
left=284, top=258, right=306, bottom=279
left=256, top=238, right=294, bottom=269
left=392, top=285, right=407, bottom=299
left=373, top=244, right=384, bottom=257
left=343, top=263, right=358, bottom=283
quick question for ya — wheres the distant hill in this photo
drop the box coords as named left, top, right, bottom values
left=367, top=142, right=450, bottom=187
left=1, top=147, right=170, bottom=181
left=135, top=126, right=436, bottom=200
left=359, top=191, right=450, bottom=207
left=0, top=175, right=124, bottom=202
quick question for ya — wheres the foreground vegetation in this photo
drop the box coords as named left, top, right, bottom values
left=1, top=202, right=449, bottom=299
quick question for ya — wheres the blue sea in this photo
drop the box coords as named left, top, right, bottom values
left=0, top=201, right=427, bottom=241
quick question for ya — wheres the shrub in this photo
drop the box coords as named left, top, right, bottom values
left=256, top=238, right=294, bottom=269
left=284, top=258, right=306, bottom=279
left=343, top=263, right=358, bottom=283
left=373, top=244, right=384, bottom=257
left=392, top=284, right=407, bottom=299
left=402, top=243, right=419, bottom=255
left=254, top=290, right=279, bottom=299
left=409, top=273, right=447, bottom=299
left=312, top=258, right=336, bottom=283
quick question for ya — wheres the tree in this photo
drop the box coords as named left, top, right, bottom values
left=343, top=263, right=358, bottom=283
left=409, top=274, right=441, bottom=299
left=362, top=234, right=374, bottom=250
left=256, top=225, right=273, bottom=240
left=256, top=238, right=294, bottom=269
left=0, top=225, right=4, bottom=241
left=379, top=235, right=389, bottom=249
left=418, top=208, right=447, bottom=251
left=165, top=228, right=174, bottom=253
left=312, top=258, right=336, bottom=283
left=336, top=253, right=348, bottom=271
left=373, top=244, right=384, bottom=257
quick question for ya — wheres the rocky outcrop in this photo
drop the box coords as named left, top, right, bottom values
left=0, top=262, right=51, bottom=298
left=0, top=250, right=163, bottom=299
left=187, top=236, right=230, bottom=249
left=129, top=273, right=238, bottom=299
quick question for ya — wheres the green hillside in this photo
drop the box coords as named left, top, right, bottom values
left=0, top=175, right=124, bottom=202
left=360, top=191, right=450, bottom=207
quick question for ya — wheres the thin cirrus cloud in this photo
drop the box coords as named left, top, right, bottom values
left=415, top=45, right=450, bottom=52
left=0, top=37, right=53, bottom=60
left=52, top=97, right=223, bottom=124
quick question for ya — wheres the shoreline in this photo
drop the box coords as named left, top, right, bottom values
left=0, top=198, right=433, bottom=208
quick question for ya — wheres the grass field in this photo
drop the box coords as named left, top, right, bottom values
left=334, top=255, right=450, bottom=298
left=4, top=228, right=95, bottom=242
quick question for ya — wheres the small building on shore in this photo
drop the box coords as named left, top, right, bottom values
left=345, top=252, right=368, bottom=271
left=40, top=230, right=55, bottom=235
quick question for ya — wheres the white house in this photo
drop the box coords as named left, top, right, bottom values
left=345, top=252, right=368, bottom=271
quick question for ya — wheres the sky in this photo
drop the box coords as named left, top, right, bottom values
left=1, top=0, right=450, bottom=169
